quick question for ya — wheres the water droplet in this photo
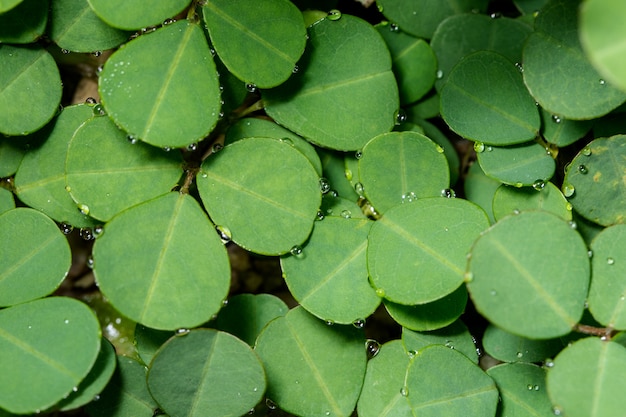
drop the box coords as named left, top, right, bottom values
left=407, top=350, right=418, bottom=358
left=436, top=69, right=444, bottom=79
left=87, top=256, right=94, bottom=269
left=341, top=209, right=352, bottom=219
left=292, top=65, right=299, bottom=74
left=490, top=289, right=497, bottom=296
left=532, top=180, right=545, bottom=191
left=400, top=386, right=409, bottom=397
left=245, top=83, right=258, bottom=93
left=127, top=134, right=137, bottom=144
left=72, top=386, right=79, bottom=392
left=59, top=222, right=73, bottom=234
left=566, top=202, right=573, bottom=211
left=444, top=340, right=455, bottom=349
left=600, top=79, right=606, bottom=85
left=265, top=398, right=277, bottom=410
left=365, top=339, right=380, bottom=359
left=490, top=12, right=502, bottom=18
left=93, top=104, right=106, bottom=116
left=64, top=319, right=70, bottom=324
left=175, top=328, right=190, bottom=336
left=516, top=351, right=523, bottom=358
left=290, top=245, right=303, bottom=257
left=544, top=359, right=554, bottom=368
left=325, top=320, right=334, bottom=326
left=319, top=177, right=331, bottom=194
left=355, top=150, right=363, bottom=159
left=563, top=183, right=575, bottom=197
left=325, top=412, right=330, bottom=416
left=327, top=9, right=342, bottom=20
left=401, top=191, right=417, bottom=203
left=93, top=394, right=100, bottom=401
left=345, top=169, right=353, bottom=181
left=578, top=164, right=588, bottom=174
left=389, top=23, right=399, bottom=32
left=582, top=146, right=592, bottom=156
left=354, top=182, right=364, bottom=196
left=551, top=114, right=561, bottom=124
left=163, top=18, right=174, bottom=25
left=464, top=271, right=474, bottom=282
left=473, top=142, right=485, bottom=153
left=436, top=145, right=445, bottom=153
left=280, top=137, right=293, bottom=145
left=353, top=318, right=365, bottom=329
left=394, top=109, right=407, bottom=125
left=375, top=288, right=385, bottom=297
left=316, top=210, right=325, bottom=221
left=515, top=62, right=524, bottom=72
left=61, top=48, right=70, bottom=54
left=553, top=406, right=562, bottom=415
left=77, top=204, right=90, bottom=216
left=85, top=97, right=97, bottom=105
left=80, top=228, right=94, bottom=241
left=212, top=143, right=223, bottom=153
left=588, top=250, right=593, bottom=258
left=441, top=188, right=456, bottom=198
left=163, top=146, right=172, bottom=152
left=187, top=143, right=197, bottom=151
left=527, top=384, right=533, bottom=390
left=215, top=225, right=232, bottom=243
left=608, top=257, right=615, bottom=265
left=486, top=145, right=493, bottom=152
left=568, top=221, right=577, bottom=229
left=222, top=299, right=229, bottom=307
left=377, top=4, right=384, bottom=12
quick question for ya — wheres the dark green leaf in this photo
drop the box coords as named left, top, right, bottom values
left=0, top=0, right=47, bottom=44
left=0, top=138, right=27, bottom=177
left=0, top=0, right=23, bottom=13
left=134, top=324, right=173, bottom=366
left=402, top=320, right=479, bottom=364
left=540, top=107, right=592, bottom=147
left=487, top=363, right=554, bottom=416
left=0, top=188, right=14, bottom=215
left=87, top=0, right=191, bottom=30
left=464, top=162, right=501, bottom=224
left=492, top=182, right=572, bottom=222
left=482, top=324, right=564, bottom=363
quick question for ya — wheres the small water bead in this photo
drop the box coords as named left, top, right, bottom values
left=563, top=183, right=575, bottom=197
left=588, top=250, right=593, bottom=258
left=512, top=209, right=521, bottom=215
left=400, top=386, right=409, bottom=397
left=85, top=97, right=97, bottom=105
left=568, top=221, right=577, bottom=229
left=80, top=228, right=94, bottom=241
left=490, top=12, right=502, bottom=18
left=186, top=143, right=198, bottom=152
left=375, top=288, right=385, bottom=297
left=532, top=179, right=545, bottom=191
left=355, top=150, right=363, bottom=159
left=319, top=177, right=331, bottom=194
left=365, top=339, right=380, bottom=359
left=222, top=299, right=229, bottom=307
left=61, top=48, right=70, bottom=54
left=407, top=350, right=418, bottom=358
left=464, top=271, right=474, bottom=282
left=93, top=104, right=106, bottom=116
left=354, top=182, right=364, bottom=196
left=578, top=164, right=588, bottom=174
left=544, top=359, right=554, bottom=368
left=514, top=182, right=523, bottom=188
left=553, top=407, right=563, bottom=415
left=353, top=318, right=365, bottom=329
left=212, top=143, right=223, bottom=153
left=441, top=188, right=456, bottom=198
left=566, top=202, right=573, bottom=211
left=64, top=319, right=70, bottom=324
left=265, top=398, right=277, bottom=410
left=175, top=328, right=190, bottom=336
left=163, top=18, right=175, bottom=25
left=389, top=23, right=399, bottom=32
left=436, top=69, right=444, bottom=79
left=402, top=191, right=417, bottom=203
left=582, top=146, right=592, bottom=156
left=325, top=320, right=334, bottom=326
left=516, top=351, right=524, bottom=358
left=444, top=340, right=455, bottom=349
left=279, top=137, right=293, bottom=145
left=607, top=257, right=615, bottom=265
left=515, top=62, right=524, bottom=73
left=345, top=168, right=353, bottom=181
left=292, top=65, right=299, bottom=74
left=316, top=210, right=325, bottom=221
left=341, top=209, right=352, bottom=219
left=473, top=142, right=485, bottom=153
left=77, top=204, right=90, bottom=216
left=600, top=79, right=606, bottom=85
left=551, top=114, right=561, bottom=124
left=436, top=145, right=445, bottom=153
left=290, top=245, right=303, bottom=257
left=163, top=146, right=172, bottom=152
left=327, top=9, right=342, bottom=20
left=245, top=83, right=258, bottom=93
left=215, top=225, right=232, bottom=243
left=87, top=256, right=95, bottom=269
left=59, top=222, right=74, bottom=235
left=127, top=134, right=137, bottom=144
left=394, top=109, right=407, bottom=125
left=486, top=145, right=493, bottom=152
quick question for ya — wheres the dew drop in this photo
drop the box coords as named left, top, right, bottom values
left=600, top=79, right=606, bottom=85
left=473, top=142, right=485, bottom=153
left=527, top=384, right=533, bottom=390
left=319, top=177, right=331, bottom=194
left=215, top=225, right=232, bottom=243
left=327, top=9, right=342, bottom=20
left=85, top=97, right=97, bottom=105
left=563, top=183, right=575, bottom=197
left=163, top=18, right=174, bottom=25
left=341, top=209, right=352, bottom=219
left=532, top=179, right=545, bottom=191
left=544, top=359, right=554, bottom=368
left=87, top=256, right=94, bottom=269
left=400, top=386, right=409, bottom=397
left=61, top=48, right=70, bottom=54
left=290, top=245, right=303, bottom=257
left=588, top=250, right=593, bottom=258
left=608, top=257, right=615, bottom=265
left=354, top=182, right=364, bottom=196
left=344, top=168, right=353, bottom=181
left=436, top=69, right=444, bottom=79
left=212, top=143, right=223, bottom=153
left=280, top=137, right=293, bottom=145
left=464, top=271, right=474, bottom=282
left=394, top=109, right=407, bottom=125
left=187, top=143, right=198, bottom=152
left=553, top=407, right=562, bottom=415
left=77, top=204, right=90, bottom=216
left=175, top=328, right=190, bottom=336
left=436, top=145, right=445, bottom=153
left=353, top=318, right=365, bottom=329
left=222, top=299, right=229, bottom=307
left=163, top=146, right=172, bottom=152
left=577, top=164, right=588, bottom=174
left=490, top=289, right=497, bottom=296
left=127, top=134, right=137, bottom=144
left=355, top=150, right=363, bottom=159
left=59, top=222, right=73, bottom=235
left=93, top=104, right=106, bottom=116
left=566, top=202, right=573, bottom=211
left=401, top=191, right=417, bottom=203
left=582, top=146, right=592, bottom=156
left=80, top=228, right=94, bottom=241
left=375, top=288, right=385, bottom=297
left=64, top=319, right=70, bottom=324
left=516, top=351, right=523, bottom=358
left=515, top=62, right=524, bottom=73
left=365, top=339, right=380, bottom=359
left=407, top=350, right=418, bottom=358
left=441, top=188, right=456, bottom=198
left=490, top=12, right=502, bottom=18
left=444, top=340, right=455, bottom=349
left=568, top=220, right=577, bottom=229
left=292, top=65, right=299, bottom=74
left=551, top=114, right=561, bottom=124
left=325, top=320, right=334, bottom=326
left=245, top=83, right=258, bottom=93
left=93, top=394, right=100, bottom=401
left=316, top=210, right=325, bottom=221
left=514, top=182, right=523, bottom=188
left=512, top=209, right=521, bottom=215
left=389, top=23, right=399, bottom=32
left=486, top=145, right=493, bottom=152
left=265, top=398, right=277, bottom=410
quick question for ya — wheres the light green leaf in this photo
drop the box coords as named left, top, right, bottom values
left=87, top=0, right=191, bottom=30
left=467, top=211, right=590, bottom=339
left=0, top=0, right=23, bottom=13
left=482, top=324, right=564, bottom=363
left=203, top=0, right=306, bottom=88
left=148, top=329, right=266, bottom=417
left=99, top=20, right=221, bottom=148
left=0, top=0, right=47, bottom=44
left=255, top=306, right=366, bottom=417
left=93, top=192, right=230, bottom=330
left=492, top=182, right=572, bottom=222
left=0, top=297, right=101, bottom=414
left=0, top=208, right=71, bottom=307
left=487, top=363, right=554, bottom=416
left=0, top=188, right=14, bottom=215
left=402, top=320, right=479, bottom=364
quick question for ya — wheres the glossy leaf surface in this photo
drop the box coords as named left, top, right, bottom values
left=402, top=320, right=479, bottom=364
left=492, top=182, right=571, bottom=222
left=540, top=107, right=592, bottom=147
left=487, top=363, right=554, bottom=416
left=87, top=0, right=191, bottom=30
left=0, top=0, right=47, bottom=44
left=482, top=324, right=563, bottom=363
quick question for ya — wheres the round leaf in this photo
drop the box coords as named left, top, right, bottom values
left=148, top=329, right=265, bottom=417
left=540, top=107, right=592, bottom=147
left=0, top=297, right=101, bottom=414
left=99, top=20, right=221, bottom=148
left=492, top=182, right=572, bottom=222
left=255, top=306, right=366, bottom=417
left=547, top=337, right=626, bottom=417
left=562, top=135, right=626, bottom=226
left=0, top=45, right=62, bottom=136
left=402, top=320, right=479, bottom=364
left=0, top=0, right=22, bottom=13
left=368, top=197, right=489, bottom=305
left=0, top=0, right=47, bottom=44
left=263, top=15, right=398, bottom=151
left=411, top=118, right=460, bottom=185
left=441, top=51, right=540, bottom=145
left=197, top=137, right=321, bottom=255
left=0, top=208, right=71, bottom=307
left=0, top=137, right=27, bottom=177
left=467, top=211, right=590, bottom=339
left=464, top=161, right=501, bottom=224
left=93, top=192, right=231, bottom=330
left=87, top=0, right=191, bottom=30
left=65, top=116, right=182, bottom=222
left=487, top=363, right=554, bottom=416
left=203, top=0, right=306, bottom=88
left=523, top=0, right=626, bottom=119
left=482, top=324, right=564, bottom=364
left=281, top=217, right=380, bottom=324
left=134, top=324, right=173, bottom=366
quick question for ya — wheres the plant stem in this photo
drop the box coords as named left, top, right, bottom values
left=573, top=323, right=615, bottom=339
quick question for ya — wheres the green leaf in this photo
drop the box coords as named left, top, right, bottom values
left=0, top=208, right=71, bottom=307
left=255, top=306, right=366, bottom=417
left=65, top=115, right=182, bottom=222
left=482, top=324, right=564, bottom=363
left=320, top=194, right=365, bottom=220
left=134, top=324, right=173, bottom=366
left=404, top=345, right=498, bottom=416
left=357, top=131, right=450, bottom=214
left=0, top=45, right=62, bottom=136
left=49, top=0, right=130, bottom=53
left=87, top=0, right=191, bottom=30
left=587, top=224, right=626, bottom=329
left=197, top=137, right=321, bottom=255
left=464, top=162, right=501, bottom=224
left=93, top=192, right=230, bottom=330
left=263, top=14, right=398, bottom=151
left=376, top=23, right=437, bottom=104
left=540, top=107, right=593, bottom=147
left=547, top=337, right=626, bottom=417
left=0, top=297, right=101, bottom=414
left=0, top=188, right=14, bottom=215
left=0, top=0, right=22, bottom=13
left=402, top=320, right=479, bottom=364
left=476, top=141, right=555, bottom=187
left=215, top=293, right=288, bottom=346
left=411, top=118, right=460, bottom=186
left=281, top=216, right=380, bottom=325
left=0, top=0, right=47, bottom=44
left=86, top=356, right=159, bottom=417
left=441, top=51, right=540, bottom=145
left=203, top=0, right=306, bottom=88
left=376, top=0, right=488, bottom=39
left=384, top=285, right=467, bottom=332
left=580, top=0, right=626, bottom=94
left=0, top=138, right=27, bottom=177
left=467, top=211, right=590, bottom=339
left=317, top=149, right=359, bottom=200
left=514, top=0, right=547, bottom=14
left=487, top=363, right=554, bottom=416
left=368, top=197, right=489, bottom=305
left=492, top=182, right=572, bottom=222
left=99, top=20, right=221, bottom=148
left=523, top=0, right=626, bottom=119
left=356, top=340, right=412, bottom=417
left=406, top=90, right=440, bottom=119
left=148, top=329, right=266, bottom=417
left=562, top=135, right=626, bottom=226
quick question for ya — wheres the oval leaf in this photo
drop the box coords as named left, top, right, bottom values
left=0, top=0, right=48, bottom=44
left=482, top=324, right=564, bottom=364
left=487, top=363, right=554, bottom=416
left=402, top=320, right=479, bottom=364
left=492, top=182, right=571, bottom=222
left=87, top=0, right=191, bottom=30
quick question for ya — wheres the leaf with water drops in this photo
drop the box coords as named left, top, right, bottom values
left=384, top=285, right=467, bottom=332
left=134, top=324, right=173, bottom=366
left=0, top=208, right=71, bottom=307
left=215, top=293, right=288, bottom=346
left=316, top=148, right=359, bottom=200
left=357, top=131, right=449, bottom=214
left=65, top=116, right=182, bottom=222
left=467, top=211, right=590, bottom=339
left=376, top=0, right=488, bottom=39
left=411, top=118, right=460, bottom=186
left=368, top=197, right=489, bottom=305
left=49, top=0, right=130, bottom=52
left=540, top=107, right=593, bottom=147
left=14, top=104, right=98, bottom=227
left=562, top=136, right=626, bottom=226
left=402, top=320, right=479, bottom=364
left=482, top=324, right=564, bottom=364
left=0, top=188, right=14, bottom=215
left=203, top=0, right=306, bottom=88
left=464, top=162, right=501, bottom=224
left=263, top=14, right=398, bottom=151
left=87, top=0, right=190, bottom=30
left=0, top=0, right=47, bottom=44
left=492, top=182, right=572, bottom=222
left=147, top=329, right=265, bottom=417
left=0, top=138, right=28, bottom=177
left=281, top=217, right=380, bottom=325
left=487, top=363, right=554, bottom=416
left=404, top=345, right=498, bottom=416
left=547, top=337, right=626, bottom=417
left=0, top=297, right=101, bottom=414
left=476, top=141, right=555, bottom=187
left=587, top=224, right=626, bottom=329
left=99, top=20, right=221, bottom=148
left=376, top=23, right=437, bottom=104
left=431, top=13, right=532, bottom=90
left=86, top=356, right=159, bottom=417
left=255, top=306, right=366, bottom=417
left=225, top=117, right=322, bottom=176
left=320, top=194, right=365, bottom=221
left=356, top=340, right=412, bottom=417
left=523, top=0, right=626, bottom=119
left=441, top=51, right=540, bottom=146
left=197, top=137, right=320, bottom=255
left=93, top=192, right=230, bottom=330
left=0, top=45, right=62, bottom=136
